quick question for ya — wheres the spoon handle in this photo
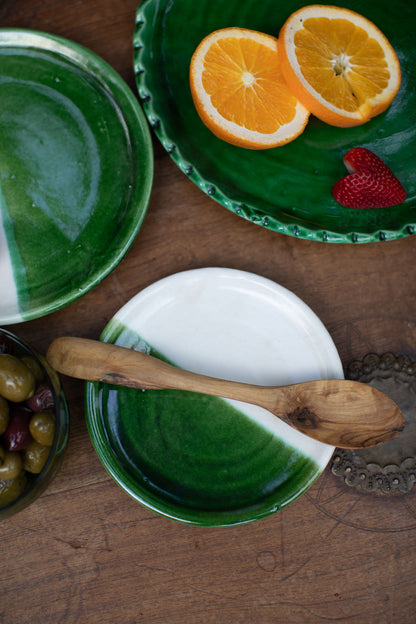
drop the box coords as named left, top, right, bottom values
left=46, top=336, right=282, bottom=405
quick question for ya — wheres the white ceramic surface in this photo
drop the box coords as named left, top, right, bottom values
left=112, top=267, right=343, bottom=462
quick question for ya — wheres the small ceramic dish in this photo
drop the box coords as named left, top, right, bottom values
left=134, top=0, right=415, bottom=243
left=331, top=353, right=416, bottom=495
left=0, top=29, right=153, bottom=324
left=0, top=329, right=69, bottom=519
left=86, top=268, right=343, bottom=526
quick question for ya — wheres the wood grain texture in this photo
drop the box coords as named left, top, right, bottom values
left=46, top=337, right=404, bottom=448
left=2, top=1, right=416, bottom=623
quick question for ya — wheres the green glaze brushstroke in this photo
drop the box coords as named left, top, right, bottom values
left=95, top=319, right=320, bottom=515
left=0, top=47, right=135, bottom=316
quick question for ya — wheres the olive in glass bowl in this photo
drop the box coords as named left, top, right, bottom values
left=0, top=329, right=69, bottom=519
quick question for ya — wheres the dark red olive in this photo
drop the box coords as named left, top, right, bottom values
left=26, top=384, right=54, bottom=412
left=3, top=407, right=32, bottom=451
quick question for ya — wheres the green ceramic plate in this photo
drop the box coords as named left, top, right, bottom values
left=85, top=268, right=343, bottom=526
left=0, top=29, right=153, bottom=324
left=134, top=0, right=415, bottom=243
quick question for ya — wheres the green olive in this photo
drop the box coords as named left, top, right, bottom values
left=0, top=396, right=9, bottom=435
left=20, top=355, right=44, bottom=384
left=0, top=447, right=23, bottom=480
left=0, top=354, right=35, bottom=402
left=23, top=440, right=50, bottom=474
left=0, top=472, right=27, bottom=509
left=29, top=411, right=56, bottom=446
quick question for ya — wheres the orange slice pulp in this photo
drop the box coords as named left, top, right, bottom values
left=277, top=4, right=401, bottom=127
left=189, top=27, right=310, bottom=149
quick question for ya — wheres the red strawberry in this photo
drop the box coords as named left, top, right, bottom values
left=332, top=147, right=406, bottom=209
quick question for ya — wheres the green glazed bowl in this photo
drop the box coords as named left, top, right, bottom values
left=134, top=0, right=415, bottom=243
left=86, top=268, right=343, bottom=526
left=0, top=29, right=153, bottom=324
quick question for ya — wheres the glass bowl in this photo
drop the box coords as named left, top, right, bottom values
left=0, top=329, right=69, bottom=519
left=331, top=353, right=416, bottom=495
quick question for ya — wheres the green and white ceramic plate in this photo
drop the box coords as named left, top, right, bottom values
left=134, top=0, right=415, bottom=243
left=86, top=268, right=343, bottom=526
left=0, top=29, right=153, bottom=324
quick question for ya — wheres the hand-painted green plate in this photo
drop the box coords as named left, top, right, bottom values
left=85, top=268, right=343, bottom=526
left=134, top=0, right=415, bottom=243
left=0, top=29, right=153, bottom=324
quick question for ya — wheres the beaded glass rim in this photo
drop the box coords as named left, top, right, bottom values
left=331, top=353, right=416, bottom=495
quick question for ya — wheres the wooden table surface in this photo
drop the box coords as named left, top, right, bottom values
left=2, top=1, right=416, bottom=622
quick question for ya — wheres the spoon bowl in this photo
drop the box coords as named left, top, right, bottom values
left=46, top=336, right=404, bottom=449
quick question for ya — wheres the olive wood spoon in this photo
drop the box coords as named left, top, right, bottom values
left=46, top=336, right=404, bottom=449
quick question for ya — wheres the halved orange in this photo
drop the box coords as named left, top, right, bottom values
left=189, top=28, right=310, bottom=149
left=278, top=5, right=401, bottom=127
